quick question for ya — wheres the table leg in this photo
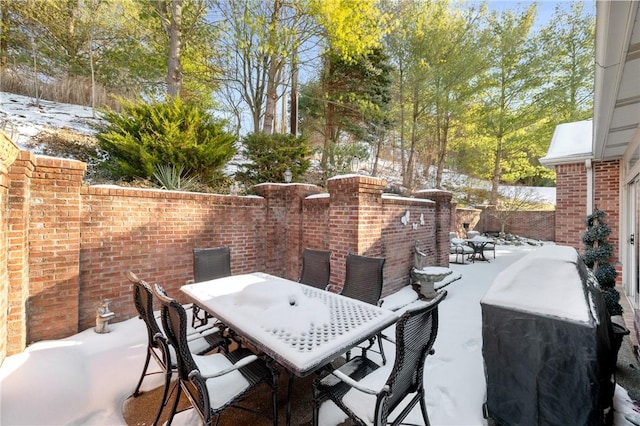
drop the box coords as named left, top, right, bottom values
left=286, top=373, right=294, bottom=426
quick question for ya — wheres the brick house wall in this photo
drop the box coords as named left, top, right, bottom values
left=555, top=163, right=588, bottom=249
left=0, top=142, right=452, bottom=364
left=554, top=160, right=621, bottom=261
left=593, top=160, right=621, bottom=265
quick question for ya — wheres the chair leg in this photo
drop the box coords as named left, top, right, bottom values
left=377, top=333, right=386, bottom=365
left=166, top=381, right=182, bottom=426
left=132, top=349, right=152, bottom=397
left=419, top=392, right=431, bottom=426
left=152, top=362, right=174, bottom=426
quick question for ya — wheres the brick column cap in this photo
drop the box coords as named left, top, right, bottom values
left=327, top=174, right=386, bottom=193
left=254, top=182, right=323, bottom=198
left=413, top=189, right=453, bottom=202
left=0, top=130, right=20, bottom=169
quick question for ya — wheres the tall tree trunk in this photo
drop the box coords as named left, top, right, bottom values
left=320, top=56, right=333, bottom=169
left=163, top=0, right=183, bottom=98
left=290, top=45, right=298, bottom=136
left=435, top=114, right=450, bottom=188
left=398, top=65, right=406, bottom=178
left=262, top=55, right=282, bottom=134
left=404, top=87, right=419, bottom=190
left=490, top=135, right=503, bottom=204
left=262, top=0, right=283, bottom=134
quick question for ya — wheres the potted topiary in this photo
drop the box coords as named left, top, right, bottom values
left=581, top=209, right=629, bottom=355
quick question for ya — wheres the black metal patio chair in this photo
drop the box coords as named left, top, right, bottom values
left=341, top=253, right=387, bottom=364
left=299, top=248, right=332, bottom=290
left=153, top=283, right=278, bottom=426
left=127, top=271, right=227, bottom=426
left=190, top=246, right=232, bottom=328
left=312, top=291, right=447, bottom=426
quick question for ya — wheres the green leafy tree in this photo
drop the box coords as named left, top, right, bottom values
left=538, top=2, right=595, bottom=123
left=235, top=133, right=310, bottom=190
left=477, top=5, right=545, bottom=203
left=383, top=0, right=488, bottom=190
left=95, top=96, right=236, bottom=187
left=582, top=209, right=622, bottom=316
left=300, top=46, right=391, bottom=177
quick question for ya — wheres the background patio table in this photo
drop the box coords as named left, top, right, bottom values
left=464, top=236, right=494, bottom=262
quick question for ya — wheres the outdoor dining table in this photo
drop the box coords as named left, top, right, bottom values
left=464, top=236, right=494, bottom=262
left=181, top=272, right=399, bottom=424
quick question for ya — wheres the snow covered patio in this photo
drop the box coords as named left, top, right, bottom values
left=0, top=243, right=638, bottom=425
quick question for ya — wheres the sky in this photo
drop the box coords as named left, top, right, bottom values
left=1, top=243, right=638, bottom=426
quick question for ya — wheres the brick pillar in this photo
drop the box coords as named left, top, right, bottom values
left=28, top=156, right=85, bottom=341
left=327, top=175, right=386, bottom=291
left=0, top=131, right=20, bottom=363
left=7, top=150, right=34, bottom=356
left=413, top=189, right=453, bottom=266
left=255, top=183, right=323, bottom=280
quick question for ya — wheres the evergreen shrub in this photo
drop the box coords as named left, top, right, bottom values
left=95, top=97, right=236, bottom=187
left=235, top=132, right=310, bottom=191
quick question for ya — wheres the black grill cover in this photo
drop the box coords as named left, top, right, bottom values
left=481, top=245, right=615, bottom=426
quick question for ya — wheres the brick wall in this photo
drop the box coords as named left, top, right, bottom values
left=6, top=151, right=32, bottom=355
left=0, top=132, right=19, bottom=362
left=381, top=196, right=437, bottom=295
left=478, top=210, right=556, bottom=241
left=79, top=186, right=268, bottom=331
left=0, top=149, right=452, bottom=364
left=28, top=157, right=86, bottom=342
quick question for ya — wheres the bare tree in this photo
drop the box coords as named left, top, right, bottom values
left=489, top=185, right=546, bottom=235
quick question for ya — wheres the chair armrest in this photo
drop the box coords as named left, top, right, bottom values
left=189, top=354, right=259, bottom=380
left=330, top=370, right=384, bottom=395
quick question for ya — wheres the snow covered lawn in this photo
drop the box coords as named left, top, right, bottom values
left=0, top=243, right=637, bottom=425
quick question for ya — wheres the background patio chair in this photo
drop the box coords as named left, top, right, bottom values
left=341, top=253, right=387, bottom=364
left=299, top=248, right=331, bottom=289
left=126, top=271, right=227, bottom=426
left=191, top=246, right=232, bottom=328
left=450, top=237, right=474, bottom=264
left=312, top=291, right=447, bottom=426
left=193, top=246, right=232, bottom=282
left=153, top=283, right=278, bottom=426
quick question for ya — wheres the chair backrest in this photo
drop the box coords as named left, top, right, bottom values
left=127, top=271, right=163, bottom=349
left=341, top=253, right=385, bottom=305
left=383, top=291, right=446, bottom=411
left=193, top=246, right=231, bottom=282
left=153, top=284, right=199, bottom=381
left=299, top=248, right=331, bottom=289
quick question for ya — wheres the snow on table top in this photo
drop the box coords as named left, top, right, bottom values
left=481, top=245, right=590, bottom=323
left=182, top=273, right=398, bottom=376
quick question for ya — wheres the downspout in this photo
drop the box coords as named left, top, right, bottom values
left=586, top=158, right=594, bottom=215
